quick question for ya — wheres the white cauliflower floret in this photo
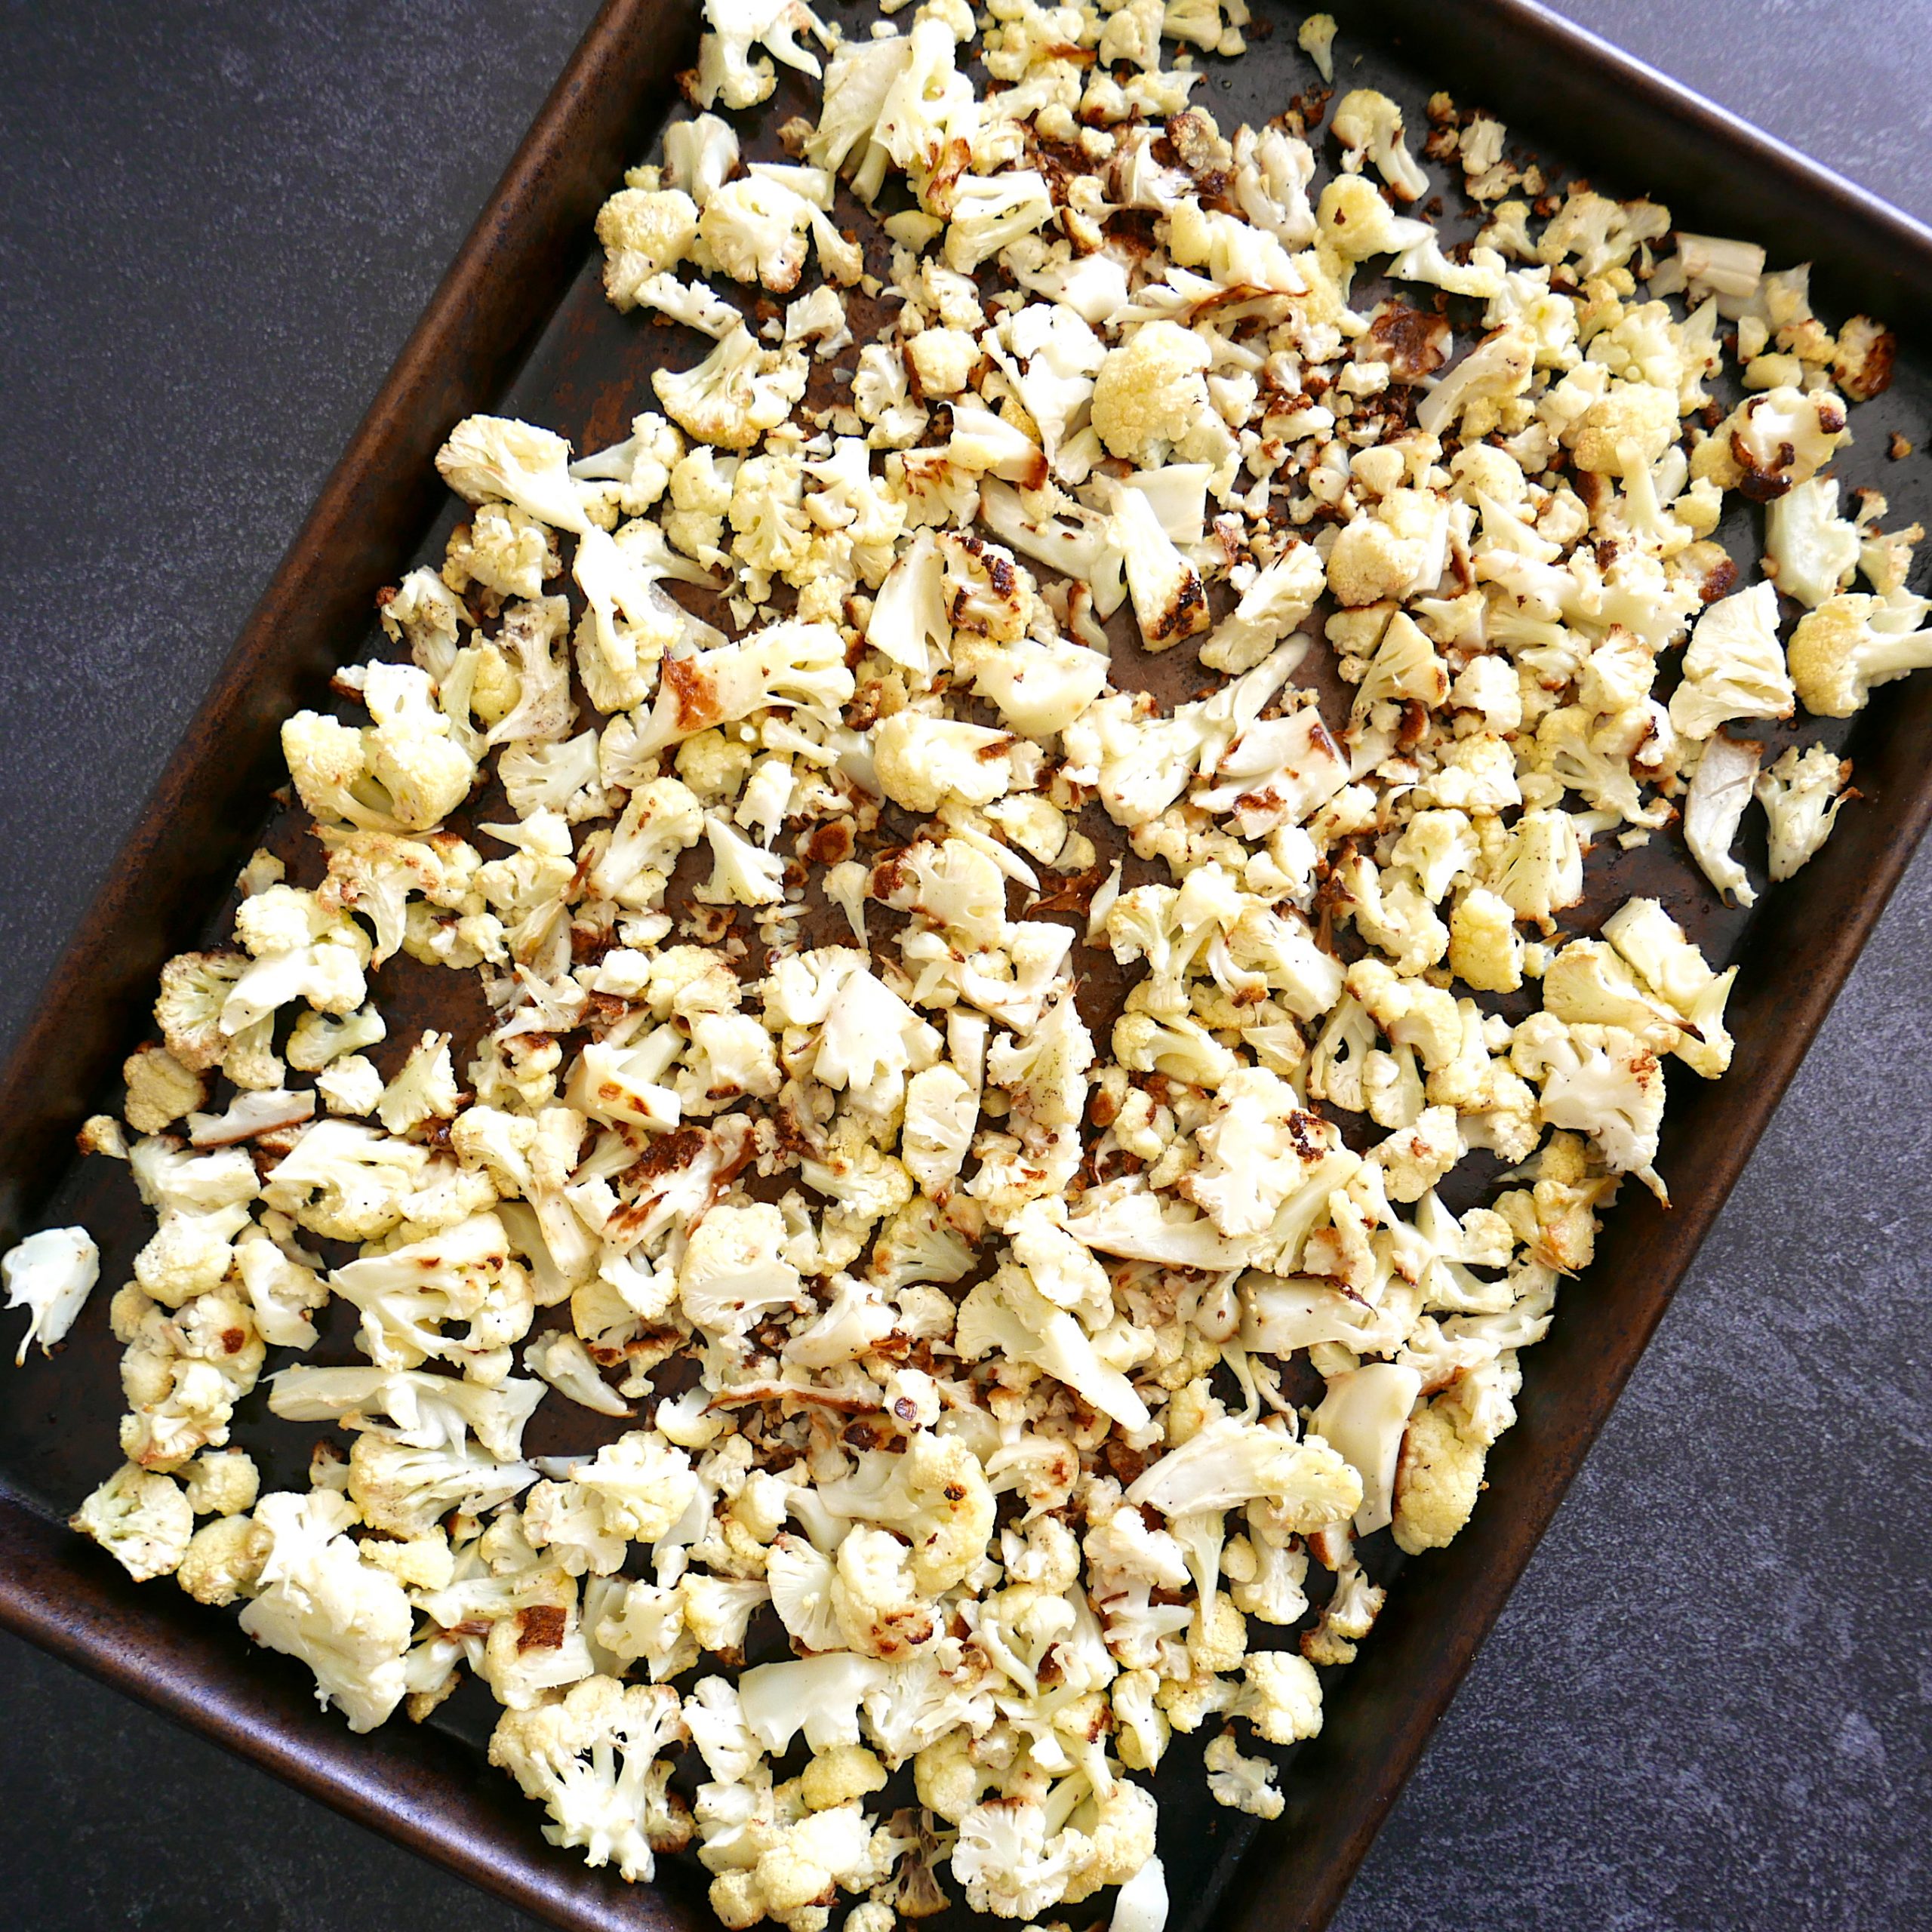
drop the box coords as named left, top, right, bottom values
left=435, top=413, right=589, bottom=534
left=1765, top=475, right=1861, bottom=609
left=1204, top=1730, right=1282, bottom=1819
left=71, top=1462, right=193, bottom=1582
left=121, top=1044, right=207, bottom=1135
left=1511, top=1011, right=1667, bottom=1192
left=1107, top=478, right=1209, bottom=651
left=116, top=1283, right=266, bottom=1472
left=1755, top=743, right=1852, bottom=881
left=1786, top=589, right=1932, bottom=718
left=488, top=1675, right=688, bottom=1881
left=570, top=414, right=686, bottom=518
left=816, top=1431, right=995, bottom=1595
left=349, top=1433, right=535, bottom=1539
left=176, top=1514, right=271, bottom=1607
left=1600, top=897, right=1737, bottom=1080
left=381, top=565, right=469, bottom=673
left=222, top=884, right=371, bottom=1035
left=1415, top=326, right=1535, bottom=437
left=1725, top=383, right=1849, bottom=500
left=238, top=1490, right=414, bottom=1732
left=183, top=1448, right=260, bottom=1518
left=377, top=1031, right=463, bottom=1134
left=1091, top=321, right=1216, bottom=466
left=944, top=170, right=1055, bottom=272
left=691, top=0, right=832, bottom=111
left=1309, top=1361, right=1422, bottom=1537
left=872, top=712, right=1014, bottom=813
left=1128, top=1416, right=1361, bottom=1530
left=630, top=620, right=851, bottom=755
left=1682, top=730, right=1764, bottom=909
left=678, top=1196, right=801, bottom=1334
left=1331, top=88, right=1427, bottom=201
left=1392, top=1395, right=1487, bottom=1553
left=956, top=1265, right=1149, bottom=1429
left=262, top=1119, right=432, bottom=1243
left=1492, top=809, right=1584, bottom=932
left=1201, top=542, right=1326, bottom=673
left=1178, top=1066, right=1340, bottom=1240
left=595, top=186, right=700, bottom=309
left=1668, top=581, right=1794, bottom=740
left=1448, top=887, right=1524, bottom=994
left=4, top=1225, right=100, bottom=1363
left=699, top=168, right=857, bottom=293
left=653, top=324, right=811, bottom=450
left=951, top=1797, right=1072, bottom=1922
left=577, top=1432, right=700, bottom=1543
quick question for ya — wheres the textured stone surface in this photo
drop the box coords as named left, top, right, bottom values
left=0, top=1, right=1927, bottom=1927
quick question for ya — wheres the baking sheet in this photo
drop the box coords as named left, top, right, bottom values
left=0, top=1, right=1927, bottom=1928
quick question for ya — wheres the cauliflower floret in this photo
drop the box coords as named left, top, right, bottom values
left=1682, top=729, right=1764, bottom=908
left=1755, top=742, right=1852, bottom=881
left=71, top=1462, right=193, bottom=1582
left=1298, top=8, right=1337, bottom=77
left=1416, top=326, right=1535, bottom=437
left=1765, top=475, right=1862, bottom=609
left=1786, top=589, right=1932, bottom=718
left=1204, top=1730, right=1282, bottom=1819
left=377, top=1030, right=463, bottom=1134
left=679, top=1202, right=804, bottom=1339
left=121, top=1044, right=207, bottom=1136
left=1391, top=1394, right=1487, bottom=1553
left=262, top=1119, right=432, bottom=1243
left=1724, top=383, right=1850, bottom=500
left=1448, top=886, right=1524, bottom=994
left=1668, top=581, right=1794, bottom=740
left=176, top=1512, right=270, bottom=1606
left=1595, top=897, right=1735, bottom=1079
left=1309, top=1361, right=1421, bottom=1536
left=907, top=326, right=980, bottom=396
left=957, top=1264, right=1149, bottom=1429
left=1128, top=1416, right=1361, bottom=1531
left=116, top=1284, right=266, bottom=1471
left=1511, top=1011, right=1666, bottom=1191
left=631, top=620, right=852, bottom=755
left=444, top=501, right=561, bottom=607
left=1331, top=88, right=1427, bottom=201
left=1091, top=321, right=1215, bottom=466
left=238, top=1490, right=414, bottom=1732
left=4, top=1224, right=100, bottom=1363
left=183, top=1447, right=260, bottom=1518
left=488, top=1675, right=688, bottom=1881
left=435, top=413, right=589, bottom=534
left=654, top=324, right=811, bottom=450
left=1108, top=478, right=1209, bottom=650
left=699, top=170, right=856, bottom=294
left=816, top=1431, right=995, bottom=1595
left=595, top=186, right=700, bottom=309
left=691, top=0, right=832, bottom=111
left=951, top=1797, right=1072, bottom=1922
left=1491, top=809, right=1584, bottom=932
left=872, top=712, right=1014, bottom=813
left=1567, top=379, right=1678, bottom=475
left=1372, top=1104, right=1465, bottom=1204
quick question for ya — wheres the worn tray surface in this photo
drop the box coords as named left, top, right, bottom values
left=2, top=1, right=1929, bottom=1929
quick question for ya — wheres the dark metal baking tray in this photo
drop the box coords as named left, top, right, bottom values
left=0, top=0, right=1927, bottom=1927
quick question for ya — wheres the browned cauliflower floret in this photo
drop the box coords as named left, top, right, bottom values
left=1392, top=1395, right=1487, bottom=1553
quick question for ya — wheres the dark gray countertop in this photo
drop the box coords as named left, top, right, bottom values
left=1, top=2, right=1926, bottom=1927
